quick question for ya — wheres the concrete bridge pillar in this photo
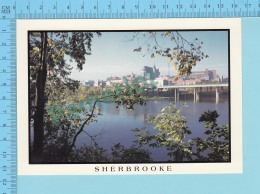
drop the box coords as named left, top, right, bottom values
left=194, top=88, right=200, bottom=102
left=196, top=89, right=200, bottom=102
left=193, top=88, right=196, bottom=102
left=175, top=89, right=179, bottom=102
left=216, top=87, right=219, bottom=104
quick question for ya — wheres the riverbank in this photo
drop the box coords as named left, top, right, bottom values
left=142, top=96, right=174, bottom=101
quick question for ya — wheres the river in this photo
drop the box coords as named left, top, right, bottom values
left=75, top=99, right=229, bottom=161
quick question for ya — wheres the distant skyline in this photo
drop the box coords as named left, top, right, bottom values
left=68, top=30, right=229, bottom=82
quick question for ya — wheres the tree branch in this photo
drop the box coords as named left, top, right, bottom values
left=82, top=130, right=100, bottom=147
left=65, top=99, right=99, bottom=160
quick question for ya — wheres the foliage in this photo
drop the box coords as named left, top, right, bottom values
left=42, top=85, right=96, bottom=162
left=133, top=104, right=193, bottom=161
left=29, top=31, right=101, bottom=110
left=42, top=141, right=153, bottom=163
left=29, top=31, right=213, bottom=163
left=41, top=76, right=147, bottom=162
left=101, top=76, right=149, bottom=109
left=132, top=31, right=208, bottom=80
left=111, top=143, right=152, bottom=163
left=189, top=110, right=230, bottom=161
left=133, top=106, right=230, bottom=162
left=29, top=31, right=102, bottom=159
left=69, top=145, right=108, bottom=163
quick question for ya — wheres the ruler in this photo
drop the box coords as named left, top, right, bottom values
left=0, top=0, right=259, bottom=193
left=0, top=15, right=16, bottom=194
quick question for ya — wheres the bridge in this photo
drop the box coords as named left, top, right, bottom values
left=156, top=83, right=229, bottom=103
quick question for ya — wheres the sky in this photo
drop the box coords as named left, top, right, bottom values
left=68, top=30, right=229, bottom=82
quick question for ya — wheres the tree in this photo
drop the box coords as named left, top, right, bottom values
left=189, top=110, right=230, bottom=161
left=29, top=32, right=101, bottom=161
left=29, top=31, right=154, bottom=163
left=133, top=106, right=229, bottom=162
left=31, top=69, right=146, bottom=163
left=29, top=30, right=210, bottom=163
left=132, top=31, right=208, bottom=80
left=111, top=143, right=151, bottom=163
left=133, top=104, right=193, bottom=161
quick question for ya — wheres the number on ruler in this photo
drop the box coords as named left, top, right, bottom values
left=135, top=5, right=139, bottom=9
left=218, top=4, right=224, bottom=8
left=150, top=4, right=156, bottom=9
left=232, top=4, right=238, bottom=8
left=108, top=4, right=111, bottom=9
left=3, top=165, right=7, bottom=172
left=121, top=5, right=125, bottom=9
left=2, top=96, right=6, bottom=99
left=204, top=4, right=210, bottom=8
left=163, top=5, right=168, bottom=9
left=2, top=179, right=7, bottom=186
left=190, top=4, right=196, bottom=8
left=3, top=83, right=7, bottom=86
left=177, top=4, right=183, bottom=9
left=2, top=151, right=7, bottom=158
left=245, top=4, right=251, bottom=8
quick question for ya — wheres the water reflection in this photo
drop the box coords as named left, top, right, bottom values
left=76, top=99, right=229, bottom=161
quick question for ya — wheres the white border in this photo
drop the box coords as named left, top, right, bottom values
left=17, top=18, right=242, bottom=175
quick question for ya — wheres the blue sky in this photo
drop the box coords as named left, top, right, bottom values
left=68, top=30, right=229, bottom=81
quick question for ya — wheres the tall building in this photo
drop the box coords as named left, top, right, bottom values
left=141, top=65, right=160, bottom=80
left=153, top=65, right=160, bottom=78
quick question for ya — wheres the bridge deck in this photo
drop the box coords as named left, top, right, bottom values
left=157, top=83, right=228, bottom=89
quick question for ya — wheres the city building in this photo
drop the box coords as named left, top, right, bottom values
left=84, top=80, right=95, bottom=88
left=186, top=69, right=220, bottom=82
left=174, top=69, right=221, bottom=85
left=154, top=77, right=169, bottom=86
left=106, top=76, right=123, bottom=86
left=94, top=80, right=107, bottom=88
left=141, top=65, right=160, bottom=80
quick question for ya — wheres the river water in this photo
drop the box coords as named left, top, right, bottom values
left=75, top=99, right=229, bottom=161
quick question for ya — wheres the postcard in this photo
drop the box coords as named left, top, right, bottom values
left=17, top=18, right=242, bottom=175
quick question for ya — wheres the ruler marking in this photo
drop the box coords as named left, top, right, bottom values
left=0, top=15, right=17, bottom=194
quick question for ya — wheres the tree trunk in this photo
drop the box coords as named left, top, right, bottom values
left=32, top=32, right=48, bottom=162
